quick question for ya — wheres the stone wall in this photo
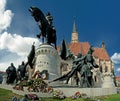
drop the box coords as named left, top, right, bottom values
left=53, top=87, right=117, bottom=97
left=0, top=84, right=117, bottom=97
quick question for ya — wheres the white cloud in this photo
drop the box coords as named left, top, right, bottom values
left=0, top=0, right=42, bottom=72
left=0, top=0, right=14, bottom=33
left=0, top=32, right=39, bottom=56
left=0, top=56, right=26, bottom=72
left=116, top=68, right=120, bottom=72
left=111, top=53, right=120, bottom=64
left=0, top=0, right=6, bottom=12
left=0, top=32, right=40, bottom=71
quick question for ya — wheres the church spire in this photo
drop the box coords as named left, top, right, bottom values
left=71, top=18, right=79, bottom=43
left=73, top=17, right=77, bottom=33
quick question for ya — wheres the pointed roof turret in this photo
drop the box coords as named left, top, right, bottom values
left=60, top=39, right=73, bottom=60
left=102, top=41, right=105, bottom=48
left=73, top=17, right=77, bottom=33
left=71, top=17, right=79, bottom=43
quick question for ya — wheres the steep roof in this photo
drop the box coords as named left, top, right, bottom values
left=57, top=42, right=110, bottom=61
left=68, top=42, right=90, bottom=56
left=116, top=76, right=120, bottom=82
left=93, top=48, right=110, bottom=60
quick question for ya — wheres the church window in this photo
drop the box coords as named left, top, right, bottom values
left=105, top=66, right=108, bottom=72
left=99, top=66, right=102, bottom=73
left=94, top=76, right=97, bottom=82
left=62, top=64, right=68, bottom=71
left=62, top=66, right=67, bottom=71
left=45, top=49, right=47, bottom=52
left=41, top=50, right=43, bottom=53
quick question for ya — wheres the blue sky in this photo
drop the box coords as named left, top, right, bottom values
left=0, top=0, right=120, bottom=76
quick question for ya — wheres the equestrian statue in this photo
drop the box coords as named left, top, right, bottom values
left=29, top=6, right=57, bottom=49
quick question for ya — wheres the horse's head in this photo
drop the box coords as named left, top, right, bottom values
left=29, top=6, right=43, bottom=22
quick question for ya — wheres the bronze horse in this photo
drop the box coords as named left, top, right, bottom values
left=29, top=6, right=57, bottom=49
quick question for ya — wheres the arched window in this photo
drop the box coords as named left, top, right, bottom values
left=94, top=76, right=97, bottom=82
left=99, top=66, right=102, bottom=73
left=105, top=66, right=108, bottom=72
left=62, top=64, right=68, bottom=71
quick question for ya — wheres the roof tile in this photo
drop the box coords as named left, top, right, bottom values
left=57, top=42, right=110, bottom=60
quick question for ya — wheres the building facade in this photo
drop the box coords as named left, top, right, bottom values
left=58, top=19, right=114, bottom=87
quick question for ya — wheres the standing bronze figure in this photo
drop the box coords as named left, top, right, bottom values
left=6, top=63, right=17, bottom=84
left=25, top=42, right=35, bottom=69
left=17, top=61, right=27, bottom=81
left=50, top=46, right=99, bottom=88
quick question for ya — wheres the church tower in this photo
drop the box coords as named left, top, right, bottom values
left=71, top=18, right=79, bottom=43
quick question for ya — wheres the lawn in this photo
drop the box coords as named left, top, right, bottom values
left=0, top=88, right=120, bottom=101
left=0, top=88, right=22, bottom=101
left=97, top=93, right=120, bottom=101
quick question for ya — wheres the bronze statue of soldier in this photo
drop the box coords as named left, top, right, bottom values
left=6, top=63, right=17, bottom=84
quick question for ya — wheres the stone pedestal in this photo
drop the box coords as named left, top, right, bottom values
left=102, top=73, right=115, bottom=88
left=35, top=44, right=60, bottom=80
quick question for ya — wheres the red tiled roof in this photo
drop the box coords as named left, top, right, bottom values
left=116, top=76, right=120, bottom=82
left=57, top=42, right=110, bottom=61
left=93, top=48, right=110, bottom=60
left=68, top=42, right=90, bottom=56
